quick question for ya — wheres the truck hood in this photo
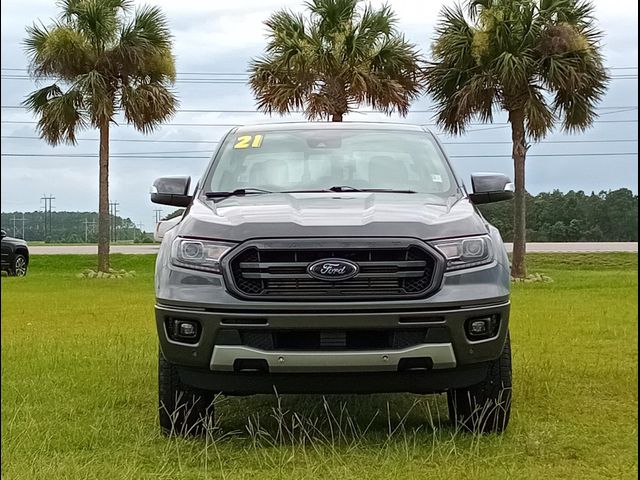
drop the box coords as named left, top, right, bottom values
left=178, top=193, right=488, bottom=241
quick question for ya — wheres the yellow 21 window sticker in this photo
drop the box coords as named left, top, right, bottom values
left=234, top=134, right=264, bottom=149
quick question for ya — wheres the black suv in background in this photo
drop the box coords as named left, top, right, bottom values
left=1, top=230, right=29, bottom=277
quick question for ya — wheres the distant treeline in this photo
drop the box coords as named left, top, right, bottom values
left=2, top=188, right=637, bottom=243
left=479, top=188, right=638, bottom=242
left=0, top=211, right=148, bottom=243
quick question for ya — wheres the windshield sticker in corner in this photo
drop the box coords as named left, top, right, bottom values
left=234, top=134, right=264, bottom=149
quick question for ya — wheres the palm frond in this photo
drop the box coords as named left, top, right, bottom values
left=120, top=81, right=177, bottom=134
left=111, top=5, right=175, bottom=81
left=129, top=5, right=172, bottom=50
left=24, top=23, right=93, bottom=80
left=356, top=3, right=394, bottom=39
left=65, top=0, right=122, bottom=48
left=59, top=0, right=133, bottom=20
left=522, top=84, right=554, bottom=140
left=306, top=0, right=359, bottom=34
left=73, top=70, right=114, bottom=126
left=23, top=85, right=87, bottom=145
left=248, top=56, right=311, bottom=115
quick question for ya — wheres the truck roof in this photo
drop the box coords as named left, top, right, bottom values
left=234, top=121, right=430, bottom=134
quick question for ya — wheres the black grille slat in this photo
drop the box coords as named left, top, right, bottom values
left=239, top=260, right=427, bottom=269
left=242, top=271, right=426, bottom=279
left=227, top=242, right=439, bottom=301
left=239, top=329, right=430, bottom=351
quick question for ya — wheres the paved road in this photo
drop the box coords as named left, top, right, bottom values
left=30, top=244, right=160, bottom=255
left=505, top=242, right=638, bottom=252
left=29, top=242, right=638, bottom=255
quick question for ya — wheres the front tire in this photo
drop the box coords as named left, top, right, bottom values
left=447, top=333, right=512, bottom=433
left=158, top=349, right=216, bottom=436
left=10, top=254, right=28, bottom=277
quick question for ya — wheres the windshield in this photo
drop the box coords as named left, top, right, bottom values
left=204, top=128, right=459, bottom=198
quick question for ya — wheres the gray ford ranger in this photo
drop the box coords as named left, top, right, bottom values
left=151, top=122, right=514, bottom=435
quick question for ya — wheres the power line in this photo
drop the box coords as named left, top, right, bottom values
left=441, top=139, right=638, bottom=145
left=1, top=104, right=637, bottom=113
left=1, top=66, right=637, bottom=74
left=2, top=152, right=636, bottom=159
left=0, top=75, right=248, bottom=84
left=8, top=144, right=634, bottom=157
left=0, top=120, right=239, bottom=127
left=1, top=134, right=636, bottom=146
left=1, top=135, right=221, bottom=144
left=2, top=119, right=637, bottom=128
left=451, top=152, right=638, bottom=158
left=1, top=74, right=637, bottom=84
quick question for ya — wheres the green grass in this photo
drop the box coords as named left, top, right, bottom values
left=2, top=253, right=637, bottom=479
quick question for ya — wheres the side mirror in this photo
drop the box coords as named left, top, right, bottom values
left=0, top=230, right=6, bottom=238
left=150, top=176, right=192, bottom=207
left=468, top=173, right=515, bottom=204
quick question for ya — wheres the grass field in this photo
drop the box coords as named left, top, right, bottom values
left=2, top=253, right=637, bottom=479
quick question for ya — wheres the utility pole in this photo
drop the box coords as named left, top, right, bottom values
left=12, top=214, right=17, bottom=237
left=136, top=221, right=145, bottom=241
left=109, top=201, right=119, bottom=242
left=21, top=213, right=25, bottom=239
left=82, top=218, right=96, bottom=243
left=154, top=208, right=163, bottom=223
left=40, top=195, right=55, bottom=240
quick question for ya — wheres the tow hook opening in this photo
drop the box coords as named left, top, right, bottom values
left=397, top=357, right=433, bottom=372
left=233, top=359, right=269, bottom=373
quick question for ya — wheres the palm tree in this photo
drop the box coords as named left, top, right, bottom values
left=249, top=0, right=423, bottom=122
left=423, top=0, right=608, bottom=278
left=23, top=0, right=178, bottom=272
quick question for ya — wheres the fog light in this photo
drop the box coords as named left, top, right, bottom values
left=179, top=322, right=197, bottom=338
left=167, top=318, right=201, bottom=344
left=469, top=319, right=488, bottom=335
left=465, top=315, right=499, bottom=340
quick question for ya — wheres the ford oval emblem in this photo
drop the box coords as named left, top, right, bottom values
left=307, top=258, right=359, bottom=282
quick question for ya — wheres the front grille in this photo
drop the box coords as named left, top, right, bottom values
left=226, top=240, right=441, bottom=301
left=239, top=329, right=430, bottom=351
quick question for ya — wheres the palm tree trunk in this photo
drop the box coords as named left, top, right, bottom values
left=331, top=113, right=343, bottom=122
left=509, top=109, right=527, bottom=278
left=97, top=121, right=110, bottom=272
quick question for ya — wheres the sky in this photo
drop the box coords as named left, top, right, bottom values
left=1, top=0, right=638, bottom=231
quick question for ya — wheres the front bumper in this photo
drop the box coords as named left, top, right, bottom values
left=156, top=299, right=510, bottom=393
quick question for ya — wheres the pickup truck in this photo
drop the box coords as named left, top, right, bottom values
left=151, top=122, right=514, bottom=435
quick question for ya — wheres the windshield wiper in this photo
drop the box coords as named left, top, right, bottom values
left=358, top=188, right=417, bottom=193
left=328, top=187, right=417, bottom=194
left=281, top=189, right=332, bottom=193
left=204, top=188, right=273, bottom=199
left=328, top=185, right=363, bottom=192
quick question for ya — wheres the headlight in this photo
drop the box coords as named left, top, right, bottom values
left=171, top=237, right=235, bottom=273
left=431, top=235, right=493, bottom=271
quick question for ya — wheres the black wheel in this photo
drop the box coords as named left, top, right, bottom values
left=447, top=333, right=512, bottom=433
left=158, top=348, right=216, bottom=436
left=10, top=254, right=28, bottom=277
